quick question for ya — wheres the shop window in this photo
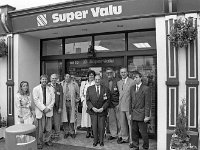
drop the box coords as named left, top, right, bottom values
left=42, top=61, right=63, bottom=81
left=66, top=57, right=124, bottom=85
left=42, top=39, right=62, bottom=56
left=94, top=33, right=125, bottom=52
left=128, top=31, right=156, bottom=51
left=65, top=36, right=92, bottom=54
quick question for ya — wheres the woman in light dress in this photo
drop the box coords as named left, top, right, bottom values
left=15, top=81, right=35, bottom=144
left=80, top=70, right=96, bottom=138
left=16, top=81, right=34, bottom=124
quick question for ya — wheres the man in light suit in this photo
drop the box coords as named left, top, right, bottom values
left=61, top=73, right=80, bottom=139
left=117, top=67, right=135, bottom=147
left=49, top=74, right=63, bottom=141
left=33, top=74, right=55, bottom=149
left=130, top=71, right=151, bottom=150
left=86, top=75, right=110, bottom=147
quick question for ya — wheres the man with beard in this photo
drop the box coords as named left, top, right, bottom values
left=33, top=74, right=55, bottom=149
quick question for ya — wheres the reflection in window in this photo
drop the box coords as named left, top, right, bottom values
left=42, top=39, right=62, bottom=56
left=65, top=36, right=91, bottom=54
left=95, top=34, right=125, bottom=52
left=128, top=31, right=156, bottom=51
left=128, top=56, right=156, bottom=85
left=42, top=61, right=63, bottom=81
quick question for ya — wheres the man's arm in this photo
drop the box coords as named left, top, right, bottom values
left=86, top=87, right=93, bottom=110
left=33, top=87, right=46, bottom=111
left=144, top=86, right=151, bottom=122
left=58, top=84, right=63, bottom=112
left=102, top=87, right=111, bottom=111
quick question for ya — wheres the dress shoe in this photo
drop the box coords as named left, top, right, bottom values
left=86, top=132, right=91, bottom=138
left=108, top=136, right=116, bottom=140
left=64, top=133, right=69, bottom=139
left=118, top=139, right=129, bottom=144
left=100, top=142, right=104, bottom=147
left=37, top=144, right=43, bottom=149
left=90, top=133, right=94, bottom=138
left=93, top=142, right=98, bottom=147
left=117, top=137, right=122, bottom=144
left=45, top=141, right=53, bottom=146
left=129, top=142, right=134, bottom=148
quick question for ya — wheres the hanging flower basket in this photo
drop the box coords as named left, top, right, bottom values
left=0, top=39, right=8, bottom=57
left=168, top=17, right=197, bottom=48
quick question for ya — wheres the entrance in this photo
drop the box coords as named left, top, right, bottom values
left=41, top=30, right=157, bottom=139
left=42, top=55, right=157, bottom=137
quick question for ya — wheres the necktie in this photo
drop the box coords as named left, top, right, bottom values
left=122, top=80, right=125, bottom=90
left=42, top=86, right=46, bottom=105
left=97, top=86, right=100, bottom=98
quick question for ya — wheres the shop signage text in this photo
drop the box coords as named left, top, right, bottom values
left=52, top=5, right=122, bottom=23
left=69, top=58, right=114, bottom=65
left=12, top=0, right=164, bottom=32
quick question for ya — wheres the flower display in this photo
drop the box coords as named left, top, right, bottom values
left=170, top=98, right=197, bottom=150
left=168, top=17, right=197, bottom=48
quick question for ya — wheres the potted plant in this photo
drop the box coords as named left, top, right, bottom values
left=0, top=38, right=7, bottom=57
left=170, top=98, right=197, bottom=150
left=168, top=17, right=197, bottom=48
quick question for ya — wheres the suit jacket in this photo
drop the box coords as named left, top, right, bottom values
left=33, top=84, right=55, bottom=119
left=86, top=85, right=110, bottom=116
left=130, top=84, right=151, bottom=121
left=101, top=78, right=119, bottom=108
left=49, top=83, right=63, bottom=111
left=117, top=77, right=135, bottom=111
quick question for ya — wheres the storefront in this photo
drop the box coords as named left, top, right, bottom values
left=0, top=0, right=200, bottom=149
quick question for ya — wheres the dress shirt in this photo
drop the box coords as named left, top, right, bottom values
left=95, top=85, right=100, bottom=95
left=122, top=77, right=128, bottom=84
left=136, top=82, right=142, bottom=91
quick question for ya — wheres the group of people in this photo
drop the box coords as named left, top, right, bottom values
left=15, top=67, right=151, bottom=150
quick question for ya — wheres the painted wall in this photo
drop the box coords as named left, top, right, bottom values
left=0, top=55, right=7, bottom=119
left=13, top=34, right=40, bottom=124
left=156, top=13, right=200, bottom=149
left=156, top=16, right=167, bottom=150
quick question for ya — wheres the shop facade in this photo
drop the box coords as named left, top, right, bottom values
left=0, top=0, right=200, bottom=149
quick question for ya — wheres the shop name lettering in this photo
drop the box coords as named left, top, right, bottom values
left=70, top=59, right=114, bottom=65
left=52, top=5, right=122, bottom=23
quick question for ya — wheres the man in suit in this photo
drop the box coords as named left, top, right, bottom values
left=101, top=67, right=120, bottom=140
left=130, top=71, right=151, bottom=150
left=33, top=74, right=55, bottom=149
left=117, top=67, right=135, bottom=147
left=49, top=74, right=63, bottom=141
left=61, top=73, right=80, bottom=139
left=86, top=74, right=110, bottom=147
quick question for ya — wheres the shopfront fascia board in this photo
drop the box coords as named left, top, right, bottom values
left=9, top=0, right=164, bottom=33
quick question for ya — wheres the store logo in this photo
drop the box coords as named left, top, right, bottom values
left=37, top=14, right=47, bottom=26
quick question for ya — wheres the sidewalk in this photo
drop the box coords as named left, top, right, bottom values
left=56, top=130, right=157, bottom=150
left=0, top=130, right=157, bottom=150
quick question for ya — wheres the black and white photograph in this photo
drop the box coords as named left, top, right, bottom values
left=0, top=0, right=199, bottom=150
